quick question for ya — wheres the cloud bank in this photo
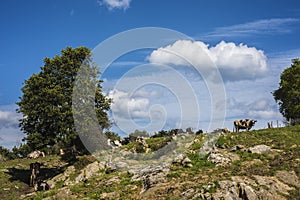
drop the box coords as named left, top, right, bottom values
left=148, top=40, right=268, bottom=81
left=98, top=0, right=131, bottom=10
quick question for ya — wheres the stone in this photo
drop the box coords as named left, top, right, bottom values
left=275, top=170, right=300, bottom=187
left=253, top=175, right=294, bottom=196
left=172, top=154, right=184, bottom=164
left=105, top=177, right=121, bottom=186
left=131, top=165, right=170, bottom=193
left=182, top=157, right=193, bottom=167
left=100, top=192, right=119, bottom=199
left=72, top=161, right=104, bottom=184
left=180, top=188, right=195, bottom=200
left=47, top=165, right=76, bottom=188
left=238, top=182, right=257, bottom=200
left=248, top=144, right=272, bottom=154
left=207, top=152, right=231, bottom=166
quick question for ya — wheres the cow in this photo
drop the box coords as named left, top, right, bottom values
left=29, top=162, right=42, bottom=187
left=59, top=146, right=77, bottom=161
left=234, top=119, right=257, bottom=133
left=27, top=150, right=45, bottom=159
left=34, top=178, right=50, bottom=191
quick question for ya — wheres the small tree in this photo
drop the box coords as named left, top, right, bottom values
left=17, top=47, right=112, bottom=152
left=273, top=58, right=300, bottom=125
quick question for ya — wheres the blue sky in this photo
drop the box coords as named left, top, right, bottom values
left=1, top=0, right=300, bottom=149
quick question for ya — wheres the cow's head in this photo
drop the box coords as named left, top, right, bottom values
left=251, top=120, right=257, bottom=125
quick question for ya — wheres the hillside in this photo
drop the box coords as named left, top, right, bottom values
left=0, top=125, right=300, bottom=199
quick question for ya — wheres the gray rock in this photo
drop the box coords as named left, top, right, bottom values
left=182, top=157, right=193, bottom=168
left=131, top=165, right=169, bottom=193
left=248, top=144, right=272, bottom=154
left=207, top=152, right=231, bottom=166
left=238, top=182, right=257, bottom=200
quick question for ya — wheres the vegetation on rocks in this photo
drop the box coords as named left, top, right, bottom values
left=0, top=125, right=299, bottom=199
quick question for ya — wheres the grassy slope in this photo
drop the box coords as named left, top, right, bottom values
left=0, top=125, right=299, bottom=199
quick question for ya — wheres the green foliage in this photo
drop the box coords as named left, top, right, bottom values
left=273, top=58, right=300, bottom=124
left=128, top=129, right=150, bottom=141
left=0, top=146, right=16, bottom=160
left=105, top=131, right=121, bottom=141
left=17, top=47, right=111, bottom=152
left=146, top=136, right=172, bottom=151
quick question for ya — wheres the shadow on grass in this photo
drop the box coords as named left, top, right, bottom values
left=6, top=166, right=65, bottom=185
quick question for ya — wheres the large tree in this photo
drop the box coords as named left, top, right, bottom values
left=273, top=58, right=300, bottom=125
left=17, top=47, right=111, bottom=152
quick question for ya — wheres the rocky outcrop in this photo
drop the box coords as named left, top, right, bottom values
left=207, top=148, right=240, bottom=166
left=130, top=164, right=170, bottom=193
left=47, top=161, right=106, bottom=188
left=180, top=173, right=298, bottom=200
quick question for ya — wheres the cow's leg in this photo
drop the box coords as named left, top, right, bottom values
left=30, top=174, right=34, bottom=187
left=235, top=125, right=239, bottom=133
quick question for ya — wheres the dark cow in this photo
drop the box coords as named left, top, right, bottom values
left=29, top=162, right=42, bottom=187
left=234, top=119, right=257, bottom=133
left=34, top=178, right=50, bottom=191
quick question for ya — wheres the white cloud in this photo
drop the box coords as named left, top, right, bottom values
left=148, top=40, right=268, bottom=81
left=108, top=89, right=150, bottom=119
left=201, top=18, right=300, bottom=39
left=98, top=0, right=131, bottom=10
left=0, top=110, right=21, bottom=129
left=0, top=105, right=23, bottom=149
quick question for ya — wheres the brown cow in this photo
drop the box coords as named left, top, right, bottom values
left=234, top=119, right=257, bottom=133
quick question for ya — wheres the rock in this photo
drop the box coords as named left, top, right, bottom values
left=105, top=177, right=121, bottom=186
left=44, top=187, right=75, bottom=200
left=248, top=145, right=272, bottom=154
left=275, top=170, right=300, bottom=187
left=173, top=154, right=184, bottom=164
left=172, top=154, right=193, bottom=167
left=105, top=163, right=117, bottom=174
left=131, top=165, right=170, bottom=193
left=238, top=182, right=257, bottom=200
left=47, top=165, right=75, bottom=188
left=72, top=161, right=104, bottom=184
left=115, top=161, right=129, bottom=169
left=182, top=157, right=193, bottom=168
left=253, top=175, right=294, bottom=196
left=100, top=192, right=119, bottom=200
left=180, top=188, right=195, bottom=200
left=207, top=152, right=231, bottom=166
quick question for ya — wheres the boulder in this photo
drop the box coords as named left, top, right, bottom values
left=275, top=170, right=300, bottom=187
left=172, top=154, right=193, bottom=167
left=248, top=144, right=272, bottom=154
left=131, top=165, right=170, bottom=193
left=207, top=149, right=239, bottom=167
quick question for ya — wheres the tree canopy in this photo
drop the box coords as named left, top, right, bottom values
left=273, top=58, right=300, bottom=125
left=17, top=47, right=111, bottom=152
